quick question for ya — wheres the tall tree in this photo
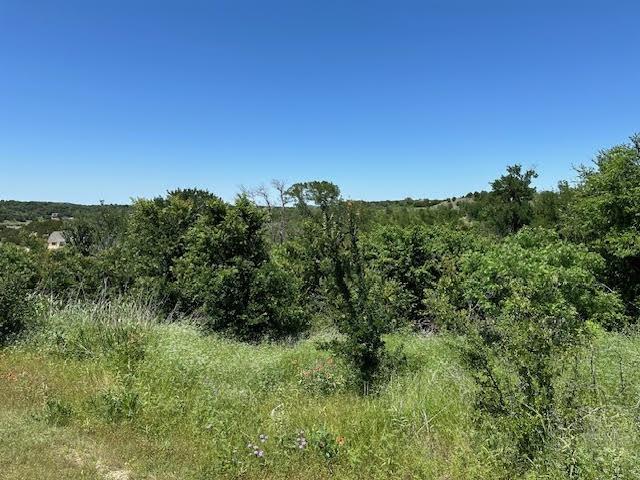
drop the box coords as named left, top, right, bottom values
left=488, top=164, right=538, bottom=235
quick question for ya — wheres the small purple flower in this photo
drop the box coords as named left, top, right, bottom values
left=256, top=449, right=264, bottom=458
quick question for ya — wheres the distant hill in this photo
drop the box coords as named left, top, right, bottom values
left=0, top=200, right=129, bottom=222
left=357, top=198, right=443, bottom=208
left=430, top=196, right=476, bottom=210
left=0, top=195, right=474, bottom=223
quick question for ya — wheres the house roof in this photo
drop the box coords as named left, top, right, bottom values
left=47, top=231, right=66, bottom=243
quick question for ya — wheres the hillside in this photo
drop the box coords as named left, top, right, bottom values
left=0, top=201, right=129, bottom=223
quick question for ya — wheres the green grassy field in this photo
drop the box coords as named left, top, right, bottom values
left=1, top=301, right=639, bottom=479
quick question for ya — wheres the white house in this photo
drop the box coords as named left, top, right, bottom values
left=47, top=231, right=66, bottom=250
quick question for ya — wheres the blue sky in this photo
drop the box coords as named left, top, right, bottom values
left=1, top=0, right=638, bottom=204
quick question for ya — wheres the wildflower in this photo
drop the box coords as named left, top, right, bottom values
left=255, top=449, right=264, bottom=458
left=259, top=434, right=268, bottom=443
left=336, top=435, right=345, bottom=446
left=296, top=430, right=308, bottom=449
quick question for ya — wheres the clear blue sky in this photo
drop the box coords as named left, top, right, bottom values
left=1, top=0, right=638, bottom=204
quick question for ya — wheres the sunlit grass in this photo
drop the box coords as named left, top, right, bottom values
left=1, top=300, right=639, bottom=479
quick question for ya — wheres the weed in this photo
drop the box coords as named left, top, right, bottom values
left=41, top=398, right=73, bottom=426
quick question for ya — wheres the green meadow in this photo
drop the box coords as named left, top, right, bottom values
left=2, top=300, right=639, bottom=480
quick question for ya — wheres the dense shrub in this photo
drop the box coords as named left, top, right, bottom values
left=119, top=190, right=308, bottom=339
left=0, top=243, right=39, bottom=343
left=531, top=181, right=574, bottom=229
left=430, top=228, right=627, bottom=468
left=173, top=195, right=308, bottom=339
left=563, top=134, right=640, bottom=317
left=63, top=203, right=126, bottom=256
left=40, top=249, right=101, bottom=296
left=431, top=228, right=626, bottom=331
left=123, top=188, right=218, bottom=307
left=366, top=224, right=485, bottom=329
left=0, top=281, right=35, bottom=344
left=173, top=193, right=306, bottom=339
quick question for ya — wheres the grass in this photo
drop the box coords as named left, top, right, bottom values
left=1, top=300, right=639, bottom=479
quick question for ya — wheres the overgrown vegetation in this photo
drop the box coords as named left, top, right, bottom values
left=1, top=134, right=640, bottom=478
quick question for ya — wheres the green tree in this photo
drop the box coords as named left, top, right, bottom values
left=174, top=195, right=307, bottom=339
left=488, top=164, right=538, bottom=235
left=563, top=134, right=640, bottom=315
left=123, top=189, right=220, bottom=306
left=288, top=181, right=396, bottom=390
left=531, top=181, right=574, bottom=229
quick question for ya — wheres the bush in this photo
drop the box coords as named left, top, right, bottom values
left=39, top=245, right=131, bottom=298
left=288, top=181, right=399, bottom=390
left=123, top=188, right=222, bottom=308
left=40, top=249, right=101, bottom=297
left=120, top=190, right=308, bottom=340
left=92, top=386, right=140, bottom=423
left=0, top=243, right=39, bottom=344
left=42, top=398, right=73, bottom=426
left=431, top=228, right=628, bottom=468
left=365, top=224, right=485, bottom=329
left=174, top=195, right=308, bottom=340
left=432, top=228, right=627, bottom=331
left=0, top=281, right=35, bottom=344
left=563, top=134, right=640, bottom=317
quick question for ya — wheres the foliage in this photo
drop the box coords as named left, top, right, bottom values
left=430, top=228, right=627, bottom=468
left=0, top=223, right=50, bottom=250
left=362, top=202, right=465, bottom=229
left=40, top=249, right=101, bottom=296
left=174, top=195, right=308, bottom=339
left=563, top=134, right=640, bottom=314
left=531, top=181, right=574, bottom=229
left=122, top=188, right=219, bottom=306
left=365, top=224, right=485, bottom=329
left=0, top=243, right=39, bottom=343
left=41, top=398, right=73, bottom=426
left=298, top=356, right=347, bottom=394
left=288, top=181, right=396, bottom=389
left=4, top=303, right=640, bottom=479
left=463, top=165, right=538, bottom=235
left=34, top=299, right=152, bottom=378
left=92, top=386, right=140, bottom=423
left=63, top=202, right=127, bottom=256
left=0, top=200, right=128, bottom=222
left=450, top=228, right=626, bottom=328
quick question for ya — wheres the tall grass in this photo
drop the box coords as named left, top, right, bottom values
left=1, top=300, right=639, bottom=479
